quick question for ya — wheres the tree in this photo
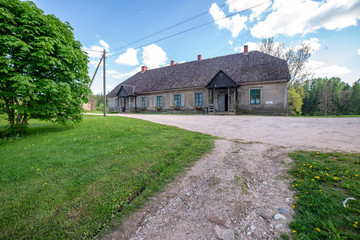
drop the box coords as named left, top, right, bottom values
left=258, top=38, right=313, bottom=115
left=258, top=38, right=313, bottom=83
left=0, top=0, right=90, bottom=134
left=287, top=86, right=303, bottom=115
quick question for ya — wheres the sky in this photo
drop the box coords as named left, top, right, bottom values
left=31, top=0, right=360, bottom=94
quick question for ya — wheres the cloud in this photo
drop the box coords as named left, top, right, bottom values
left=89, top=60, right=99, bottom=67
left=234, top=41, right=259, bottom=52
left=142, top=44, right=168, bottom=69
left=107, top=68, right=140, bottom=80
left=100, top=40, right=109, bottom=51
left=115, top=48, right=139, bottom=66
left=83, top=40, right=110, bottom=59
left=226, top=0, right=272, bottom=21
left=82, top=45, right=103, bottom=58
left=209, top=3, right=248, bottom=37
left=302, top=38, right=321, bottom=52
left=358, top=49, right=360, bottom=55
left=250, top=0, right=360, bottom=38
left=228, top=40, right=233, bottom=46
left=306, top=60, right=351, bottom=78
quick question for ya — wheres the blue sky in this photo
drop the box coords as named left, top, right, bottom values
left=31, top=0, right=360, bottom=94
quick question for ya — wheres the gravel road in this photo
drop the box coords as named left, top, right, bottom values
left=97, top=114, right=360, bottom=240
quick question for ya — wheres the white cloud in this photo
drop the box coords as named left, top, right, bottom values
left=83, top=40, right=110, bottom=59
left=234, top=41, right=259, bottom=52
left=89, top=60, right=99, bottom=67
left=302, top=38, right=321, bottom=52
left=82, top=45, right=103, bottom=58
left=209, top=3, right=248, bottom=38
left=306, top=60, right=351, bottom=78
left=250, top=0, right=360, bottom=38
left=142, top=44, right=168, bottom=69
left=226, top=0, right=272, bottom=21
left=358, top=49, right=360, bottom=55
left=228, top=40, right=233, bottom=46
left=107, top=68, right=140, bottom=80
left=115, top=48, right=139, bottom=66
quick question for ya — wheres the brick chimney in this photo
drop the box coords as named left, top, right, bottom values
left=141, top=66, right=148, bottom=72
left=197, top=54, right=202, bottom=61
left=244, top=45, right=249, bottom=55
left=170, top=60, right=175, bottom=66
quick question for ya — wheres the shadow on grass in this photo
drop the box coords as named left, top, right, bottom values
left=0, top=121, right=74, bottom=140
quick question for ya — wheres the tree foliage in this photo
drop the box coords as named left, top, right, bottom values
left=302, top=78, right=360, bottom=116
left=0, top=0, right=90, bottom=134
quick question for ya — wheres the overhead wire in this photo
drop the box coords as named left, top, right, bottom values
left=107, top=0, right=272, bottom=59
left=110, top=0, right=243, bottom=53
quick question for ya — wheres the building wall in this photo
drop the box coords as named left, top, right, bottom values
left=108, top=81, right=288, bottom=114
left=237, top=81, right=288, bottom=114
left=135, top=88, right=207, bottom=112
left=108, top=97, right=116, bottom=112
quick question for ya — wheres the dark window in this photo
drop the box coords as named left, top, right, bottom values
left=115, top=98, right=119, bottom=108
left=250, top=89, right=261, bottom=105
left=157, top=96, right=163, bottom=107
left=174, top=94, right=181, bottom=107
left=195, top=93, right=203, bottom=106
left=141, top=97, right=147, bottom=108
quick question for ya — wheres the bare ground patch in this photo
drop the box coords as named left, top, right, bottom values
left=102, top=140, right=297, bottom=240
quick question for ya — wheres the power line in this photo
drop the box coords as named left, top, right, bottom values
left=83, top=49, right=103, bottom=52
left=110, top=0, right=243, bottom=53
left=108, top=0, right=271, bottom=59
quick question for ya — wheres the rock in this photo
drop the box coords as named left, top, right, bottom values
left=260, top=213, right=270, bottom=221
left=278, top=207, right=289, bottom=214
left=214, top=225, right=235, bottom=240
left=274, top=214, right=286, bottom=220
left=275, top=224, right=283, bottom=230
left=285, top=198, right=291, bottom=203
left=207, top=212, right=231, bottom=228
left=250, top=225, right=256, bottom=231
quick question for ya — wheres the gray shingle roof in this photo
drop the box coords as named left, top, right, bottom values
left=107, top=51, right=290, bottom=97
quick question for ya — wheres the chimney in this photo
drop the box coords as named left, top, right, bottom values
left=170, top=60, right=175, bottom=66
left=244, top=45, right=249, bottom=55
left=197, top=54, right=202, bottom=61
left=141, top=66, right=148, bottom=72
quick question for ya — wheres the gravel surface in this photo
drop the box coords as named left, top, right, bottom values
left=97, top=114, right=360, bottom=240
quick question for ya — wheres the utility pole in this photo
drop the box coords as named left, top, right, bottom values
left=103, top=49, right=106, bottom=117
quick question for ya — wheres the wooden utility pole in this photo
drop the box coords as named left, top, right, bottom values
left=103, top=50, right=106, bottom=117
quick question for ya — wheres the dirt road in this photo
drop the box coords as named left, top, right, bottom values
left=99, top=115, right=360, bottom=240
left=114, top=115, right=360, bottom=152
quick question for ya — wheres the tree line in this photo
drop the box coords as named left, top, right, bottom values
left=258, top=38, right=360, bottom=116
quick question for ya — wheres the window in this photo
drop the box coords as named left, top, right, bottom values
left=141, top=97, right=147, bottom=108
left=250, top=89, right=261, bottom=105
left=115, top=98, right=119, bottom=108
left=174, top=94, right=181, bottom=107
left=156, top=96, right=163, bottom=107
left=195, top=93, right=203, bottom=106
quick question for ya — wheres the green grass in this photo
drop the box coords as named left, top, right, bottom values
left=288, top=151, right=360, bottom=239
left=0, top=115, right=214, bottom=239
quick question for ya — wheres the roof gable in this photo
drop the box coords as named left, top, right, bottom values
left=206, top=70, right=238, bottom=88
left=117, top=86, right=129, bottom=97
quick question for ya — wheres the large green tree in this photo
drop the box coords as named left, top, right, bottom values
left=0, top=0, right=90, bottom=134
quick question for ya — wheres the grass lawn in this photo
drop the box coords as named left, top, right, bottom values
left=0, top=115, right=214, bottom=239
left=287, top=151, right=360, bottom=239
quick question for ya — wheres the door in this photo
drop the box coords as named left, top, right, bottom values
left=218, top=94, right=225, bottom=111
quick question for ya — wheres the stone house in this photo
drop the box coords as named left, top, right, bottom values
left=107, top=46, right=291, bottom=115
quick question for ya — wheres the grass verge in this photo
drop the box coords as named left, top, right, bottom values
left=0, top=115, right=214, bottom=239
left=287, top=151, right=360, bottom=239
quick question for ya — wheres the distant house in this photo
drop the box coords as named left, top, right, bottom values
left=107, top=45, right=291, bottom=115
left=82, top=95, right=96, bottom=111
